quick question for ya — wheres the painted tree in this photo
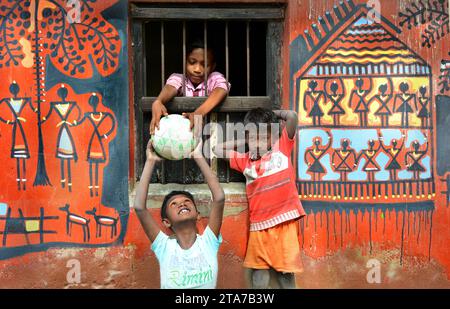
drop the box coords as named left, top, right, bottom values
left=398, top=0, right=449, bottom=48
left=0, top=0, right=121, bottom=186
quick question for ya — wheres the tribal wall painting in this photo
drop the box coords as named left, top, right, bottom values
left=440, top=53, right=450, bottom=94
left=289, top=0, right=448, bottom=265
left=398, top=0, right=449, bottom=49
left=295, top=5, right=434, bottom=202
left=436, top=95, right=450, bottom=206
left=0, top=0, right=128, bottom=259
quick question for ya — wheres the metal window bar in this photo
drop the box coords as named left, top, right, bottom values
left=225, top=22, right=230, bottom=182
left=182, top=21, right=186, bottom=96
left=204, top=21, right=208, bottom=96
left=160, top=21, right=166, bottom=183
left=246, top=21, right=250, bottom=96
left=142, top=20, right=274, bottom=183
left=225, top=21, right=229, bottom=82
left=160, top=21, right=165, bottom=89
left=225, top=112, right=230, bottom=182
left=203, top=21, right=218, bottom=173
left=182, top=21, right=187, bottom=181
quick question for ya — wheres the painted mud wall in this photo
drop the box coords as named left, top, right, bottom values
left=0, top=0, right=129, bottom=257
left=286, top=0, right=450, bottom=280
left=0, top=0, right=448, bottom=288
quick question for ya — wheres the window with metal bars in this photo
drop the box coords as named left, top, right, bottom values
left=131, top=3, right=285, bottom=184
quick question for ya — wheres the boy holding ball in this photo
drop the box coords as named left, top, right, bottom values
left=133, top=136, right=225, bottom=289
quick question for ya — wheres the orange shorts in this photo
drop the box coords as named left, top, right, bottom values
left=244, top=220, right=303, bottom=273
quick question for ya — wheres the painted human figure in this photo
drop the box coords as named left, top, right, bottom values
left=378, top=132, right=405, bottom=181
left=0, top=81, right=36, bottom=190
left=303, top=80, right=325, bottom=126
left=416, top=86, right=430, bottom=128
left=41, top=84, right=82, bottom=192
left=331, top=138, right=357, bottom=182
left=405, top=136, right=429, bottom=180
left=394, top=82, right=417, bottom=128
left=369, top=82, right=393, bottom=127
left=357, top=139, right=381, bottom=182
left=325, top=79, right=345, bottom=126
left=348, top=78, right=372, bottom=127
left=304, top=131, right=332, bottom=181
left=78, top=93, right=116, bottom=197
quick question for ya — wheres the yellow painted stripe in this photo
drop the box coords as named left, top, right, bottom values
left=318, top=56, right=420, bottom=64
left=325, top=49, right=411, bottom=56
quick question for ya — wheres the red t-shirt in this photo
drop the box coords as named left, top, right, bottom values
left=229, top=128, right=305, bottom=231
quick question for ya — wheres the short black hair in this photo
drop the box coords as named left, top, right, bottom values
left=244, top=107, right=278, bottom=126
left=187, top=39, right=215, bottom=62
left=161, top=190, right=196, bottom=220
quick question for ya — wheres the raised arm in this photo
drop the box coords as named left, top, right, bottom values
left=412, top=94, right=418, bottom=111
left=273, top=109, right=298, bottom=139
left=424, top=133, right=429, bottom=153
left=193, top=153, right=225, bottom=237
left=303, top=92, right=310, bottom=112
left=213, top=138, right=246, bottom=161
left=149, top=84, right=178, bottom=135
left=378, top=134, right=388, bottom=152
left=399, top=131, right=406, bottom=149
left=404, top=150, right=410, bottom=166
left=133, top=141, right=162, bottom=242
left=72, top=103, right=82, bottom=125
left=331, top=150, right=336, bottom=169
left=348, top=90, right=355, bottom=109
left=324, top=131, right=333, bottom=152
left=366, top=78, right=373, bottom=94
left=375, top=142, right=382, bottom=152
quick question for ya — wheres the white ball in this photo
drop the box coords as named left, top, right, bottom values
left=152, top=114, right=199, bottom=160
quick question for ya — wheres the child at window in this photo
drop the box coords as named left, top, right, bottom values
left=134, top=138, right=225, bottom=289
left=150, top=40, right=230, bottom=133
left=214, top=108, right=305, bottom=288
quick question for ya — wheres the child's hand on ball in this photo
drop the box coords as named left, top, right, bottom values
left=182, top=112, right=203, bottom=131
left=150, top=100, right=168, bottom=135
left=146, top=140, right=162, bottom=162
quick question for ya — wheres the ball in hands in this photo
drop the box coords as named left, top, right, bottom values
left=151, top=114, right=199, bottom=160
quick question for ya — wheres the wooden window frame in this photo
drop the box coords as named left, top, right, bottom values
left=131, top=3, right=285, bottom=183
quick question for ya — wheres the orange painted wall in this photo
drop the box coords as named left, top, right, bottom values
left=0, top=0, right=129, bottom=258
left=0, top=0, right=449, bottom=288
left=282, top=0, right=450, bottom=280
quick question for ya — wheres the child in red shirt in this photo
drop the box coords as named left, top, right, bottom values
left=215, top=108, right=305, bottom=288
